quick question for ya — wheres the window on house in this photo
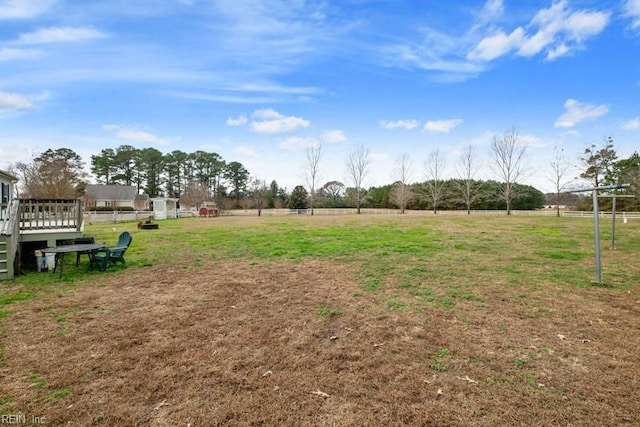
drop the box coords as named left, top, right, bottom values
left=1, top=183, right=8, bottom=204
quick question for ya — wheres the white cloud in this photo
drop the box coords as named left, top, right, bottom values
left=554, top=99, right=608, bottom=128
left=0, top=0, right=55, bottom=19
left=0, top=47, right=43, bottom=62
left=252, top=108, right=283, bottom=120
left=226, top=115, right=248, bottom=127
left=469, top=0, right=610, bottom=62
left=388, top=44, right=484, bottom=76
left=320, top=129, right=346, bottom=144
left=168, top=92, right=277, bottom=104
left=227, top=82, right=322, bottom=96
left=279, top=136, right=317, bottom=150
left=226, top=108, right=311, bottom=135
left=424, top=119, right=463, bottom=133
left=102, top=124, right=170, bottom=146
left=382, top=15, right=490, bottom=83
left=235, top=145, right=257, bottom=156
left=521, top=2, right=609, bottom=59
left=380, top=119, right=419, bottom=130
left=467, top=28, right=524, bottom=62
left=546, top=43, right=570, bottom=61
left=478, top=0, right=504, bottom=24
left=622, top=117, right=640, bottom=131
left=562, top=9, right=610, bottom=41
left=624, top=0, right=640, bottom=29
left=250, top=109, right=310, bottom=134
left=210, top=1, right=338, bottom=74
left=0, top=91, right=34, bottom=111
left=15, top=26, right=107, bottom=44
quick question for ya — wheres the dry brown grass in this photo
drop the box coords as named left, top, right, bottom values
left=1, top=253, right=639, bottom=426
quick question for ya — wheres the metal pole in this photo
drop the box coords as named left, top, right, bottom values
left=592, top=189, right=601, bottom=283
left=611, top=194, right=616, bottom=250
left=565, top=183, right=630, bottom=284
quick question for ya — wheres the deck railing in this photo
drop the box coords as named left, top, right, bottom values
left=18, top=198, right=83, bottom=231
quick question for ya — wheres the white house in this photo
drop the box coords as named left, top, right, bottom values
left=0, top=169, right=18, bottom=221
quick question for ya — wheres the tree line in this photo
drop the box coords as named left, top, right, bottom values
left=287, top=180, right=545, bottom=212
left=8, top=129, right=640, bottom=213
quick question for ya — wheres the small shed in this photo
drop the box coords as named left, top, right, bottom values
left=199, top=201, right=219, bottom=217
left=152, top=197, right=179, bottom=220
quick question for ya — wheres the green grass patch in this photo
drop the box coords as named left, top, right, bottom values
left=75, top=215, right=639, bottom=292
left=316, top=307, right=341, bottom=317
left=0, top=292, right=32, bottom=306
left=537, top=250, right=586, bottom=260
left=385, top=299, right=407, bottom=311
left=0, top=396, right=14, bottom=413
left=28, top=372, right=48, bottom=388
left=432, top=347, right=452, bottom=372
left=45, top=388, right=71, bottom=402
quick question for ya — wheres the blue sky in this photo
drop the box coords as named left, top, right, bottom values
left=1, top=0, right=639, bottom=193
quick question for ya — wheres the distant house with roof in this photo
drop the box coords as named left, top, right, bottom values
left=84, top=184, right=148, bottom=210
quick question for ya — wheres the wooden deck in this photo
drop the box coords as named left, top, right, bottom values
left=1, top=199, right=84, bottom=279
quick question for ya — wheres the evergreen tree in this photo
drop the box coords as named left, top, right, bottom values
left=580, top=138, right=617, bottom=187
left=224, top=161, right=249, bottom=206
left=288, top=185, right=308, bottom=209
left=90, top=148, right=117, bottom=185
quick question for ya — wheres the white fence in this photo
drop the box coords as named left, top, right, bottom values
left=85, top=211, right=153, bottom=224
left=224, top=208, right=640, bottom=218
left=561, top=211, right=640, bottom=219
left=84, top=208, right=640, bottom=223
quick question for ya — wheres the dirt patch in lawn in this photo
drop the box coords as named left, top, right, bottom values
left=1, top=260, right=639, bottom=426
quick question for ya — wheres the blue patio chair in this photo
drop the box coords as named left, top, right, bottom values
left=90, top=231, right=133, bottom=271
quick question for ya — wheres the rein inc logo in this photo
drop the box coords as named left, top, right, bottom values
left=0, top=414, right=46, bottom=425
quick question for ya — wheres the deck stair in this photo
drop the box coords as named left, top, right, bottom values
left=0, top=239, right=8, bottom=277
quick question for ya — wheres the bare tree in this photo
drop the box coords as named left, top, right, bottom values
left=456, top=143, right=482, bottom=214
left=305, top=142, right=322, bottom=215
left=490, top=128, right=527, bottom=215
left=345, top=145, right=370, bottom=214
left=389, top=153, right=413, bottom=214
left=424, top=148, right=446, bottom=214
left=249, top=178, right=269, bottom=216
left=549, top=146, right=571, bottom=217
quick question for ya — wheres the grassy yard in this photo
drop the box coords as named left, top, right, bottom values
left=0, top=214, right=638, bottom=426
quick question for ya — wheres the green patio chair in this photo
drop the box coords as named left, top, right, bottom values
left=90, top=231, right=133, bottom=271
left=74, top=236, right=95, bottom=266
